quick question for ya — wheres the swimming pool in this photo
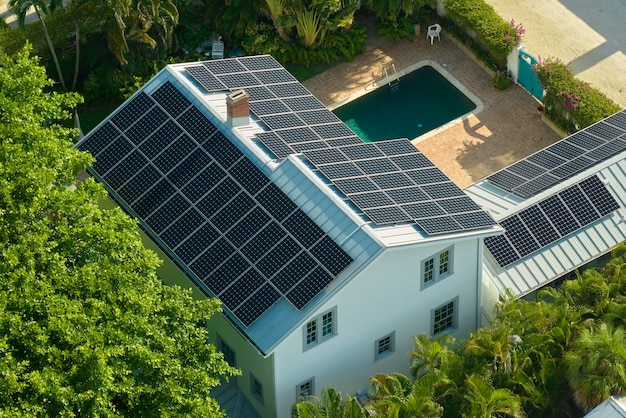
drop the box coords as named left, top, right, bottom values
left=332, top=62, right=480, bottom=142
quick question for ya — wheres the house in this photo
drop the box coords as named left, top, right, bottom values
left=585, top=396, right=626, bottom=417
left=75, top=55, right=502, bottom=417
left=465, top=109, right=626, bottom=322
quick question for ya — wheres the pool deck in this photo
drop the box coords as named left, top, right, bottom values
left=303, top=17, right=562, bottom=188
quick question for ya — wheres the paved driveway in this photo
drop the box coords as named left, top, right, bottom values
left=485, top=0, right=626, bottom=107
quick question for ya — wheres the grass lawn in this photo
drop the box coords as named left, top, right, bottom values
left=78, top=107, right=117, bottom=134
left=285, top=62, right=336, bottom=82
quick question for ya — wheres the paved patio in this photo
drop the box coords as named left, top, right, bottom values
left=303, top=15, right=561, bottom=188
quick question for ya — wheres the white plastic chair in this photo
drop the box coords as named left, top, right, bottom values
left=427, top=24, right=441, bottom=45
left=212, top=37, right=224, bottom=59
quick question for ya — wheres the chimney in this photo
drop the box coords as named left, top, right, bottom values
left=226, top=89, right=249, bottom=127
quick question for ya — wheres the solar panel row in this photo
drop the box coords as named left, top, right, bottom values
left=486, top=110, right=626, bottom=198
left=183, top=55, right=497, bottom=235
left=77, top=80, right=353, bottom=327
left=303, top=141, right=496, bottom=234
left=484, top=175, right=619, bottom=267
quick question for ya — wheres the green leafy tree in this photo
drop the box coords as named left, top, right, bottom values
left=0, top=46, right=238, bottom=416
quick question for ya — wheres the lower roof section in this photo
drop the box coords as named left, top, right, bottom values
left=473, top=151, right=626, bottom=298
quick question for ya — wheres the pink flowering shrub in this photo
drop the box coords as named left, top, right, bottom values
left=534, top=57, right=620, bottom=132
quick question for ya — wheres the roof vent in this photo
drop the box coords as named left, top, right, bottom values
left=226, top=89, right=249, bottom=127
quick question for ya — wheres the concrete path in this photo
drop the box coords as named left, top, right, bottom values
left=484, top=0, right=626, bottom=107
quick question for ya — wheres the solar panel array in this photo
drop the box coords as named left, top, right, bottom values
left=184, top=56, right=496, bottom=235
left=185, top=56, right=363, bottom=158
left=77, top=81, right=353, bottom=327
left=486, top=110, right=626, bottom=198
left=484, top=175, right=619, bottom=267
left=302, top=140, right=496, bottom=234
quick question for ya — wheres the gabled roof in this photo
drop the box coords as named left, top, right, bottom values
left=76, top=55, right=498, bottom=354
left=466, top=109, right=626, bottom=297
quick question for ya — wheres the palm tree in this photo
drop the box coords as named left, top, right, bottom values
left=9, top=0, right=67, bottom=89
left=264, top=0, right=291, bottom=43
left=564, top=322, right=626, bottom=412
left=410, top=333, right=456, bottom=378
left=369, top=373, right=445, bottom=418
left=463, top=374, right=523, bottom=418
left=292, top=386, right=366, bottom=418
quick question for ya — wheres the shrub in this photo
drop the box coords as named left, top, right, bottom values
left=376, top=17, right=415, bottom=42
left=443, top=0, right=523, bottom=67
left=492, top=70, right=511, bottom=90
left=534, top=57, right=621, bottom=132
left=242, top=22, right=367, bottom=67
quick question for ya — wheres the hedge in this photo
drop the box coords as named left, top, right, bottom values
left=534, top=57, right=621, bottom=132
left=443, top=0, right=521, bottom=68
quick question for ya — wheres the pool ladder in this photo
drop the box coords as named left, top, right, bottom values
left=384, top=64, right=400, bottom=93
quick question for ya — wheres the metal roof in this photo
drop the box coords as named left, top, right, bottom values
left=466, top=110, right=626, bottom=298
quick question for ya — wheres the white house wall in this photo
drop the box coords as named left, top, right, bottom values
left=271, top=236, right=483, bottom=418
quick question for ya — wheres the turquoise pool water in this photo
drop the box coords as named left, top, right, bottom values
left=333, top=65, right=477, bottom=142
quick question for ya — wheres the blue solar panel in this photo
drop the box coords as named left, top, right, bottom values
left=103, top=151, right=148, bottom=189
left=79, top=122, right=119, bottom=156
left=226, top=206, right=270, bottom=247
left=93, top=137, right=134, bottom=175
left=181, top=163, right=224, bottom=203
left=145, top=193, right=191, bottom=234
left=486, top=175, right=620, bottom=267
left=286, top=267, right=333, bottom=310
left=125, top=106, right=168, bottom=145
left=487, top=110, right=626, bottom=198
left=133, top=178, right=177, bottom=218
left=160, top=208, right=205, bottom=249
left=177, top=106, right=217, bottom=143
left=151, top=81, right=192, bottom=117
left=211, top=192, right=256, bottom=233
left=219, top=269, right=266, bottom=309
left=154, top=135, right=196, bottom=174
left=241, top=221, right=285, bottom=262
left=176, top=223, right=220, bottom=264
left=139, top=120, right=182, bottom=159
left=77, top=58, right=367, bottom=327
left=196, top=178, right=240, bottom=217
left=111, top=92, right=154, bottom=131
left=207, top=253, right=250, bottom=294
left=234, top=283, right=281, bottom=327
left=271, top=252, right=317, bottom=293
left=168, top=148, right=213, bottom=189
left=310, top=236, right=353, bottom=275
left=257, top=236, right=301, bottom=277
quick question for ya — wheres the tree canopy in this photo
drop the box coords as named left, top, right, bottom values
left=0, top=45, right=238, bottom=416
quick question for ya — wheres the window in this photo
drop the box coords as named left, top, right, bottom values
left=296, top=377, right=315, bottom=400
left=250, top=373, right=264, bottom=404
left=422, top=247, right=453, bottom=288
left=303, top=307, right=337, bottom=350
left=217, top=335, right=236, bottom=367
left=432, top=298, right=458, bottom=335
left=375, top=331, right=395, bottom=361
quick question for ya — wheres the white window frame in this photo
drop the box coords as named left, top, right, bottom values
left=432, top=297, right=458, bottom=335
left=374, top=331, right=395, bottom=361
left=303, top=307, right=337, bottom=350
left=250, top=373, right=264, bottom=405
left=421, top=246, right=454, bottom=289
left=296, top=377, right=315, bottom=401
